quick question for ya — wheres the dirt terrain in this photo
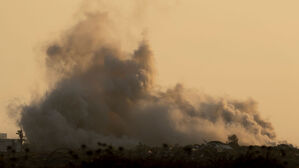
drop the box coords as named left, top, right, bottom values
left=0, top=142, right=298, bottom=168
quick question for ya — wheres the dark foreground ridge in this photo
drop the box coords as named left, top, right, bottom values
left=0, top=141, right=298, bottom=168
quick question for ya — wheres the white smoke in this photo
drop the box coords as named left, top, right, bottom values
left=17, top=12, right=275, bottom=150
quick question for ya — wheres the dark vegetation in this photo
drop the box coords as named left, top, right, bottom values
left=0, top=135, right=298, bottom=168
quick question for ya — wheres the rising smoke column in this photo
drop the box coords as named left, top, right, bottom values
left=18, top=13, right=276, bottom=150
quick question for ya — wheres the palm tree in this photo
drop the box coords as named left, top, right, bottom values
left=16, top=129, right=25, bottom=151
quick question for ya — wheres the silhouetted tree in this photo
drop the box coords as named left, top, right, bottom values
left=16, top=129, right=25, bottom=151
left=227, top=134, right=239, bottom=146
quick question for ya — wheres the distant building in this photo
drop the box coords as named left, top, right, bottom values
left=0, top=133, right=7, bottom=139
left=0, top=133, right=21, bottom=152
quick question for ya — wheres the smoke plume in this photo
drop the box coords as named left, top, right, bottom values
left=18, top=12, right=276, bottom=150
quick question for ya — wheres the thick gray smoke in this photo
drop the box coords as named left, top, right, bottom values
left=19, top=13, right=276, bottom=150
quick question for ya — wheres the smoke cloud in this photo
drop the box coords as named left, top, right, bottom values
left=18, top=12, right=275, bottom=150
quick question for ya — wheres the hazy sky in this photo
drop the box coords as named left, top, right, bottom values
left=1, top=0, right=299, bottom=144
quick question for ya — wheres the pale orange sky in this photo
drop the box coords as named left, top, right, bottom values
left=1, top=0, right=299, bottom=144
